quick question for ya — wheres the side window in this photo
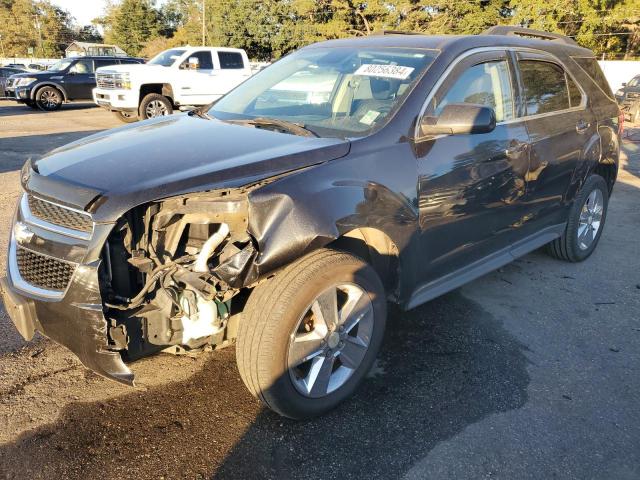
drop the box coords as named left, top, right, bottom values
left=572, top=57, right=613, bottom=96
left=69, top=59, right=94, bottom=74
left=567, top=75, right=583, bottom=108
left=95, top=59, right=117, bottom=69
left=119, top=59, right=141, bottom=65
left=435, top=60, right=514, bottom=122
left=181, top=51, right=214, bottom=70
left=218, top=52, right=244, bottom=69
left=519, top=60, right=570, bottom=115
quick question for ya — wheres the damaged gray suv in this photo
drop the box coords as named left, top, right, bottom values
left=1, top=27, right=620, bottom=419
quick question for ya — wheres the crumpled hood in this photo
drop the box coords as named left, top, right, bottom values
left=28, top=114, right=350, bottom=222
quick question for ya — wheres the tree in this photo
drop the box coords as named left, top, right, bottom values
left=101, top=0, right=163, bottom=56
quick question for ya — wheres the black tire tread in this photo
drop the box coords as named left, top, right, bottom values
left=546, top=174, right=608, bottom=262
left=236, top=249, right=371, bottom=414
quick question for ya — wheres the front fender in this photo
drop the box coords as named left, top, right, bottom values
left=211, top=141, right=421, bottom=298
left=29, top=80, right=68, bottom=101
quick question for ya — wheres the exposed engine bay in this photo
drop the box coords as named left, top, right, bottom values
left=101, top=191, right=256, bottom=360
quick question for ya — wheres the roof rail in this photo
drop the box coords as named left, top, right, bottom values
left=483, top=26, right=578, bottom=46
left=372, top=30, right=422, bottom=36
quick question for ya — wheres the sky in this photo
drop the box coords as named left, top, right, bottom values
left=50, top=0, right=167, bottom=27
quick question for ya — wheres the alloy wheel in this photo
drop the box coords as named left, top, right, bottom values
left=577, top=188, right=604, bottom=250
left=287, top=283, right=374, bottom=398
left=145, top=100, right=169, bottom=118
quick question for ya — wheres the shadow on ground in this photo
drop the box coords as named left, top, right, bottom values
left=0, top=102, right=97, bottom=117
left=0, top=130, right=102, bottom=174
left=0, top=291, right=530, bottom=480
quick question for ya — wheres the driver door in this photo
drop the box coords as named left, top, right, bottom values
left=176, top=51, right=216, bottom=104
left=64, top=59, right=95, bottom=100
left=414, top=50, right=531, bottom=286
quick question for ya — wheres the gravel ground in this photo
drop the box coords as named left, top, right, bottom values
left=0, top=101, right=638, bottom=479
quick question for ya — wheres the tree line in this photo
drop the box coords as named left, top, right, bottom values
left=1, top=0, right=639, bottom=60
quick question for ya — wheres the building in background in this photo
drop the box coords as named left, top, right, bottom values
left=65, top=42, right=127, bottom=58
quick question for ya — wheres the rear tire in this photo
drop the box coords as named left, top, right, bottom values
left=113, top=111, right=138, bottom=123
left=139, top=93, right=173, bottom=120
left=35, top=86, right=63, bottom=111
left=236, top=249, right=386, bottom=419
left=546, top=174, right=608, bottom=262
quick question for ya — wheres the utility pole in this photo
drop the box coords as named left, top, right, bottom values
left=202, top=0, right=206, bottom=46
left=33, top=14, right=43, bottom=58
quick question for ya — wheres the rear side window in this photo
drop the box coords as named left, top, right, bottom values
left=95, top=59, right=117, bottom=69
left=567, top=76, right=583, bottom=108
left=572, top=57, right=613, bottom=96
left=218, top=52, right=244, bottom=69
left=119, top=59, right=141, bottom=65
left=519, top=60, right=569, bottom=115
left=435, top=60, right=514, bottom=122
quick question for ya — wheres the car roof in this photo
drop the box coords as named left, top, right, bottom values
left=304, top=33, right=593, bottom=57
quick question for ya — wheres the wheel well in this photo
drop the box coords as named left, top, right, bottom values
left=139, top=84, right=174, bottom=105
left=594, top=161, right=616, bottom=194
left=32, top=84, right=66, bottom=101
left=327, top=228, right=400, bottom=299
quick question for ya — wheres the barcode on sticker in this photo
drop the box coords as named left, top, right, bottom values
left=354, top=64, right=414, bottom=80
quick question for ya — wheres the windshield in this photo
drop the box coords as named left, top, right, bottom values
left=149, top=49, right=187, bottom=67
left=210, top=47, right=438, bottom=138
left=629, top=76, right=640, bottom=87
left=47, top=59, right=74, bottom=72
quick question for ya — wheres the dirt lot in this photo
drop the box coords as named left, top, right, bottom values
left=0, top=100, right=639, bottom=480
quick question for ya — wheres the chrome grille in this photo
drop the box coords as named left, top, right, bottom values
left=96, top=73, right=117, bottom=89
left=27, top=195, right=93, bottom=233
left=15, top=246, right=75, bottom=291
left=627, top=92, right=640, bottom=100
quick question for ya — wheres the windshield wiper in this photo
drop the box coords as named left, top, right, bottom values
left=230, top=117, right=318, bottom=138
left=189, top=107, right=213, bottom=120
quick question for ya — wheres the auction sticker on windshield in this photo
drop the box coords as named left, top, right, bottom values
left=354, top=64, right=414, bottom=79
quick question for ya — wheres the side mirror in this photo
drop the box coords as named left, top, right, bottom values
left=187, top=57, right=200, bottom=70
left=419, top=103, right=496, bottom=137
left=621, top=82, right=627, bottom=87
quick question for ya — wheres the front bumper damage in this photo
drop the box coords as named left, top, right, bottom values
left=0, top=194, right=134, bottom=385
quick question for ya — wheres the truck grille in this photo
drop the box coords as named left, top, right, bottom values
left=28, top=195, right=93, bottom=233
left=96, top=73, right=117, bottom=89
left=16, top=246, right=75, bottom=291
left=627, top=92, right=640, bottom=100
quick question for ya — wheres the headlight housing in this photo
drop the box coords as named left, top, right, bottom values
left=615, top=89, right=624, bottom=97
left=15, top=77, right=37, bottom=87
left=114, top=73, right=131, bottom=90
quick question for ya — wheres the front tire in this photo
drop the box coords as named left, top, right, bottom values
left=35, top=86, right=63, bottom=111
left=113, top=111, right=138, bottom=123
left=547, top=174, right=609, bottom=262
left=139, top=93, right=173, bottom=119
left=236, top=249, right=386, bottom=419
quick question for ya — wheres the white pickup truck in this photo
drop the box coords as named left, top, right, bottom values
left=93, top=46, right=252, bottom=122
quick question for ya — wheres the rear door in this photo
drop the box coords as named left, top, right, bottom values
left=414, top=50, right=531, bottom=285
left=514, top=51, right=594, bottom=226
left=214, top=50, right=252, bottom=96
left=64, top=59, right=95, bottom=99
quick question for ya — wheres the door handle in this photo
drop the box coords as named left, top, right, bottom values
left=576, top=120, right=590, bottom=134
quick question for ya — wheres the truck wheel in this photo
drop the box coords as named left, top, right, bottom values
left=113, top=111, right=138, bottom=123
left=139, top=93, right=173, bottom=119
left=236, top=249, right=386, bottom=420
left=35, top=86, right=63, bottom=111
left=547, top=174, right=608, bottom=262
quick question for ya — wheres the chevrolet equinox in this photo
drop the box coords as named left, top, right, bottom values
left=1, top=27, right=621, bottom=419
